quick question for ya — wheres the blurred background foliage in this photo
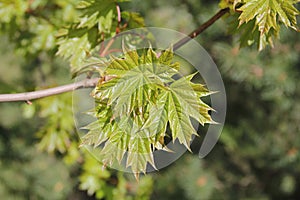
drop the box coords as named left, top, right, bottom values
left=0, top=0, right=299, bottom=199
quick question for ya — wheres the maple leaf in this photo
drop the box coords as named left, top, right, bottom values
left=237, top=0, right=299, bottom=50
left=81, top=47, right=214, bottom=176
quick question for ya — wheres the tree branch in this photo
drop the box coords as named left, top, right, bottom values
left=173, top=8, right=229, bottom=51
left=0, top=78, right=99, bottom=103
left=0, top=8, right=229, bottom=103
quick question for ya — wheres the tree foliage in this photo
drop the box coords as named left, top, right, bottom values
left=0, top=0, right=299, bottom=199
left=56, top=0, right=144, bottom=75
left=81, top=47, right=213, bottom=177
left=220, top=0, right=299, bottom=49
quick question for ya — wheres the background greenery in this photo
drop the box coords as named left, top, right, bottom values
left=0, top=0, right=299, bottom=199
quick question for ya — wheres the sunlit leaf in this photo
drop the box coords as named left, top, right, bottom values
left=82, top=47, right=213, bottom=176
left=237, top=0, right=299, bottom=50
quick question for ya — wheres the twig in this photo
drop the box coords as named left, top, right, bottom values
left=0, top=9, right=229, bottom=103
left=173, top=8, right=229, bottom=51
left=100, top=38, right=115, bottom=57
left=0, top=78, right=99, bottom=103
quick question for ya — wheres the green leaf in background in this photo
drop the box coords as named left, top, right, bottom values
left=56, top=0, right=145, bottom=76
left=81, top=47, right=214, bottom=177
left=79, top=150, right=111, bottom=197
left=36, top=93, right=75, bottom=154
left=237, top=0, right=299, bottom=50
left=57, top=34, right=92, bottom=73
left=0, top=0, right=28, bottom=24
left=0, top=0, right=79, bottom=56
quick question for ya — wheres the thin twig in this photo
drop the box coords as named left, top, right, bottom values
left=0, top=9, right=229, bottom=103
left=100, top=38, right=115, bottom=57
left=0, top=78, right=99, bottom=103
left=173, top=8, right=229, bottom=51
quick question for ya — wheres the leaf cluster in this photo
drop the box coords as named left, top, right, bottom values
left=0, top=0, right=78, bottom=56
left=81, top=47, right=214, bottom=178
left=220, top=0, right=299, bottom=50
left=56, top=0, right=145, bottom=75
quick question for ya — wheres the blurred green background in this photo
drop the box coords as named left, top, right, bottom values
left=0, top=0, right=300, bottom=199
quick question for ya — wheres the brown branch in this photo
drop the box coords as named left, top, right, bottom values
left=0, top=8, right=229, bottom=103
left=0, top=78, right=99, bottom=103
left=173, top=8, right=229, bottom=51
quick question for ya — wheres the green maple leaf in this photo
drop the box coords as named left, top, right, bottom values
left=81, top=47, right=214, bottom=176
left=237, top=0, right=299, bottom=50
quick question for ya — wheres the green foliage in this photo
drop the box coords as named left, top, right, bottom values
left=79, top=150, right=153, bottom=199
left=34, top=93, right=76, bottom=154
left=79, top=151, right=112, bottom=198
left=238, top=0, right=299, bottom=50
left=213, top=43, right=298, bottom=101
left=152, top=155, right=217, bottom=200
left=0, top=0, right=78, bottom=56
left=56, top=0, right=145, bottom=75
left=57, top=0, right=118, bottom=73
left=208, top=24, right=300, bottom=199
left=220, top=0, right=299, bottom=50
left=0, top=34, right=76, bottom=199
left=81, top=47, right=213, bottom=177
left=0, top=0, right=300, bottom=199
left=0, top=140, right=72, bottom=200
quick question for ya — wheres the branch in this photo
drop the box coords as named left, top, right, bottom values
left=173, top=8, right=229, bottom=51
left=0, top=78, right=99, bottom=103
left=0, top=8, right=229, bottom=103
